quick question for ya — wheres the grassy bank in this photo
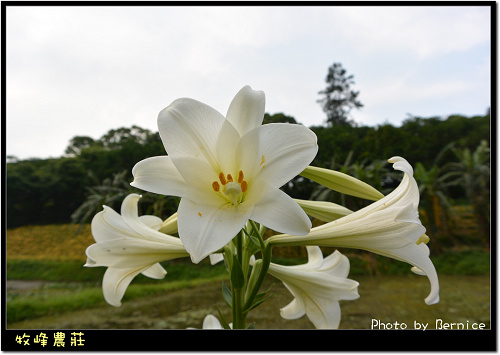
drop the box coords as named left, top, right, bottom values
left=6, top=223, right=491, bottom=328
left=8, top=274, right=491, bottom=330
left=6, top=246, right=490, bottom=285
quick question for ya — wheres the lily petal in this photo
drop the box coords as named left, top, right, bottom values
left=91, top=206, right=133, bottom=243
left=215, top=119, right=241, bottom=174
left=202, top=314, right=224, bottom=329
left=177, top=198, right=254, bottom=263
left=102, top=266, right=152, bottom=307
left=85, top=238, right=188, bottom=269
left=121, top=194, right=185, bottom=244
left=141, top=263, right=167, bottom=279
left=139, top=215, right=163, bottom=230
left=225, top=85, right=265, bottom=137
left=280, top=297, right=306, bottom=320
left=250, top=187, right=311, bottom=236
left=237, top=123, right=318, bottom=189
left=131, top=156, right=189, bottom=198
left=158, top=98, right=226, bottom=171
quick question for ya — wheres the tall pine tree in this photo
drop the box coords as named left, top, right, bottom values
left=317, top=62, right=363, bottom=126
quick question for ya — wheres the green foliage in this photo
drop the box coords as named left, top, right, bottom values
left=6, top=158, right=88, bottom=227
left=445, top=140, right=490, bottom=242
left=271, top=247, right=490, bottom=276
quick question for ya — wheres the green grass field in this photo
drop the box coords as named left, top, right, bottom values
left=6, top=224, right=491, bottom=329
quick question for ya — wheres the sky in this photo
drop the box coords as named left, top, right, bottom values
left=6, top=5, right=492, bottom=160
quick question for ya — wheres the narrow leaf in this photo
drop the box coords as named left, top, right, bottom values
left=222, top=280, right=232, bottom=308
left=247, top=291, right=274, bottom=311
left=216, top=307, right=232, bottom=329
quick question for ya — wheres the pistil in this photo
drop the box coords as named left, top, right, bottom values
left=212, top=170, right=249, bottom=205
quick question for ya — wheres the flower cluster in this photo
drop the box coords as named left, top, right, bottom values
left=85, top=86, right=440, bottom=329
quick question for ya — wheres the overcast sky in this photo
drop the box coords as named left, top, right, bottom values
left=6, top=5, right=491, bottom=160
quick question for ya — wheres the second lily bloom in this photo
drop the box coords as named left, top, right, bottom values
left=269, top=156, right=440, bottom=306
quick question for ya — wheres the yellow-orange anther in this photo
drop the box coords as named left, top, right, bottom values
left=212, top=181, right=220, bottom=192
left=241, top=180, right=248, bottom=193
left=227, top=174, right=233, bottom=182
left=238, top=170, right=244, bottom=183
left=219, top=172, right=227, bottom=185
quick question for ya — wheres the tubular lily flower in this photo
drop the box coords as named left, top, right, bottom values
left=267, top=246, right=359, bottom=329
left=269, top=157, right=440, bottom=305
left=300, top=165, right=384, bottom=201
left=159, top=211, right=178, bottom=235
left=294, top=199, right=353, bottom=222
left=131, top=86, right=318, bottom=263
left=85, top=194, right=189, bottom=307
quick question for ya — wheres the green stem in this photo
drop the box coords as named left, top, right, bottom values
left=236, top=230, right=243, bottom=263
left=230, top=231, right=247, bottom=329
left=243, top=241, right=272, bottom=311
left=231, top=286, right=246, bottom=329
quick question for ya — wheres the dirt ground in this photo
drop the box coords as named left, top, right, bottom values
left=7, top=274, right=490, bottom=330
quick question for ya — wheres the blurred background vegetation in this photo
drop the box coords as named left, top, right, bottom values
left=6, top=110, right=491, bottom=253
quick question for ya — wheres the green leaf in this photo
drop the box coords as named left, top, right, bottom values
left=230, top=256, right=245, bottom=289
left=247, top=322, right=255, bottom=329
left=244, top=228, right=262, bottom=249
left=216, top=307, right=232, bottom=330
left=221, top=281, right=232, bottom=308
left=247, top=291, right=274, bottom=311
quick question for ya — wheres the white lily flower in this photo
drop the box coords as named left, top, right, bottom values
left=187, top=314, right=231, bottom=329
left=85, top=194, right=189, bottom=306
left=131, top=86, right=318, bottom=263
left=269, top=156, right=440, bottom=305
left=267, top=246, right=359, bottom=329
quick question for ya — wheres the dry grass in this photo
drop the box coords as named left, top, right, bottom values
left=7, top=224, right=93, bottom=262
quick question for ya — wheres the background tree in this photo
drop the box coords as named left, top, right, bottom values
left=65, top=136, right=96, bottom=156
left=317, top=62, right=363, bottom=126
left=6, top=113, right=490, bottom=233
left=263, top=112, right=298, bottom=124
left=446, top=140, right=490, bottom=242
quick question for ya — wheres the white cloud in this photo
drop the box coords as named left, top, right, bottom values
left=5, top=5, right=491, bottom=159
left=331, top=6, right=490, bottom=59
